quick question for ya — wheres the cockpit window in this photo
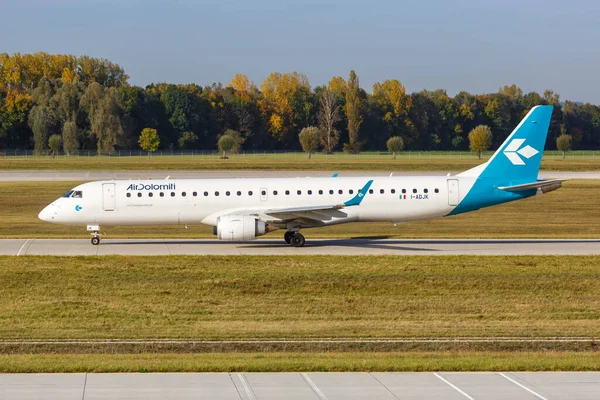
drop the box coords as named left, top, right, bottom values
left=62, top=190, right=82, bottom=198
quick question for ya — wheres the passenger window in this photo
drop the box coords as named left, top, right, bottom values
left=308, top=190, right=312, bottom=195
left=285, top=190, right=290, bottom=195
left=319, top=190, right=323, bottom=195
left=149, top=192, right=153, bottom=197
left=137, top=193, right=142, bottom=198
left=237, top=191, right=241, bottom=196
left=391, top=189, right=396, bottom=194
left=273, top=190, right=278, bottom=195
left=369, top=189, right=374, bottom=194
left=248, top=191, right=253, bottom=196
left=204, top=192, right=208, bottom=196
left=413, top=189, right=417, bottom=194
left=160, top=192, right=164, bottom=197
left=329, top=190, right=334, bottom=195
left=193, top=192, right=197, bottom=197
left=435, top=188, right=439, bottom=193
left=380, top=189, right=385, bottom=194
left=226, top=191, right=230, bottom=196
left=171, top=192, right=176, bottom=197
left=349, top=189, right=354, bottom=194
left=261, top=190, right=266, bottom=196
left=126, top=193, right=131, bottom=198
left=215, top=191, right=219, bottom=196
left=297, top=190, right=302, bottom=195
left=424, top=189, right=428, bottom=194
left=182, top=192, right=186, bottom=197
left=402, top=189, right=406, bottom=194
left=338, top=190, right=343, bottom=195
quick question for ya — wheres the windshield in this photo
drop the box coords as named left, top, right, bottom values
left=61, top=190, right=82, bottom=198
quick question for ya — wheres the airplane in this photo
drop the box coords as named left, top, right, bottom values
left=39, top=105, right=563, bottom=247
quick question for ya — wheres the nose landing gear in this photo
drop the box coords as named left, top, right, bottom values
left=87, top=225, right=101, bottom=245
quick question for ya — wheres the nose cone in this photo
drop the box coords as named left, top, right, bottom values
left=38, top=204, right=58, bottom=222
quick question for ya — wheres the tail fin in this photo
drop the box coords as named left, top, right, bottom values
left=461, top=105, right=554, bottom=183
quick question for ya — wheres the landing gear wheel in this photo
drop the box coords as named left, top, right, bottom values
left=91, top=236, right=100, bottom=246
left=290, top=233, right=305, bottom=248
left=284, top=231, right=294, bottom=244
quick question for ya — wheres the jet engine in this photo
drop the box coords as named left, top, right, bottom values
left=216, top=215, right=267, bottom=241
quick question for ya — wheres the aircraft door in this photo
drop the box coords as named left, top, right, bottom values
left=447, top=179, right=459, bottom=206
left=102, top=183, right=116, bottom=211
left=260, top=187, right=268, bottom=202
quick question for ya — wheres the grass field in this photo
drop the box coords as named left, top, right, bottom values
left=1, top=255, right=599, bottom=372
left=4, top=180, right=599, bottom=238
left=1, top=255, right=599, bottom=340
left=1, top=352, right=599, bottom=373
left=1, top=151, right=600, bottom=171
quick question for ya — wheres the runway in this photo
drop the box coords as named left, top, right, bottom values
left=0, top=170, right=598, bottom=181
left=5, top=238, right=600, bottom=256
left=1, top=372, right=598, bottom=399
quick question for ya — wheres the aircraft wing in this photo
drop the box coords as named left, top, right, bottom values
left=498, top=179, right=565, bottom=192
left=207, top=180, right=373, bottom=225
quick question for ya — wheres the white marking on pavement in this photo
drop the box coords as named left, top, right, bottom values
left=499, top=372, right=551, bottom=400
left=301, top=373, right=329, bottom=400
left=236, top=373, right=257, bottom=400
left=16, top=238, right=33, bottom=256
left=433, top=372, right=475, bottom=400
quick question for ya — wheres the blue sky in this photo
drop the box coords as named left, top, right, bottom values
left=1, top=0, right=598, bottom=102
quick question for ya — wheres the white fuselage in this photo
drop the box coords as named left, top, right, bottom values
left=38, top=176, right=475, bottom=229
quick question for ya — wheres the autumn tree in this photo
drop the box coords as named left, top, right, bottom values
left=469, top=125, right=492, bottom=159
left=48, top=134, right=62, bottom=158
left=80, top=83, right=124, bottom=153
left=344, top=70, right=362, bottom=153
left=317, top=88, right=341, bottom=153
left=138, top=128, right=160, bottom=157
left=386, top=136, right=404, bottom=159
left=371, top=80, right=413, bottom=146
left=298, top=126, right=319, bottom=159
left=556, top=134, right=572, bottom=159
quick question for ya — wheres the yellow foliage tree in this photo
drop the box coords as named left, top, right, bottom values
left=468, top=125, right=492, bottom=159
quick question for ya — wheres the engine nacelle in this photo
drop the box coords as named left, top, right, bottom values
left=216, top=215, right=267, bottom=241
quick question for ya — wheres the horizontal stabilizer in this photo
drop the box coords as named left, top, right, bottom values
left=498, top=179, right=565, bottom=192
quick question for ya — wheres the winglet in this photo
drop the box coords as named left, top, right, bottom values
left=332, top=173, right=339, bottom=177
left=343, top=180, right=373, bottom=207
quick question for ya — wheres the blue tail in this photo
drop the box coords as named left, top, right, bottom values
left=449, top=105, right=554, bottom=215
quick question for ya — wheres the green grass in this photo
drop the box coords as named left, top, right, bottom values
left=4, top=180, right=600, bottom=238
left=1, top=255, right=599, bottom=340
left=1, top=352, right=599, bottom=372
left=1, top=151, right=599, bottom=170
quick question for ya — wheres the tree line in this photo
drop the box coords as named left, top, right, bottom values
left=1, top=52, right=599, bottom=155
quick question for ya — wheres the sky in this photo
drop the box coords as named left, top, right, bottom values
left=1, top=0, right=598, bottom=102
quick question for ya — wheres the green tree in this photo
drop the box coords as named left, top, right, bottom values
left=62, top=119, right=79, bottom=155
left=344, top=70, right=363, bottom=153
left=48, top=134, right=62, bottom=158
left=468, top=125, right=492, bottom=159
left=178, top=131, right=199, bottom=149
left=218, top=129, right=244, bottom=159
left=298, top=126, right=319, bottom=159
left=556, top=134, right=572, bottom=160
left=386, top=136, right=404, bottom=159
left=138, top=128, right=160, bottom=158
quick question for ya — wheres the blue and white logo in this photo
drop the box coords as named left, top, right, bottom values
left=503, top=139, right=539, bottom=165
left=75, top=205, right=82, bottom=212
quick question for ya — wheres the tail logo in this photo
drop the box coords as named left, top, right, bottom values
left=503, top=139, right=539, bottom=166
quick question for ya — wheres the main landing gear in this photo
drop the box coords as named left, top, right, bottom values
left=284, top=231, right=305, bottom=247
